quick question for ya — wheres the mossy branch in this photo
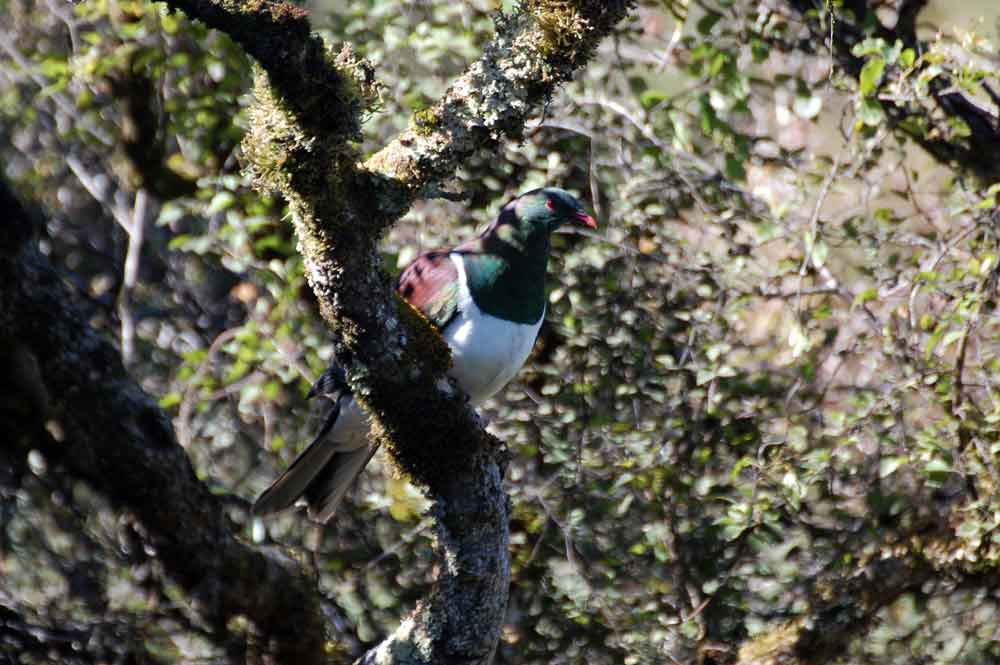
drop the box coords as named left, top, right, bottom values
left=362, top=1, right=635, bottom=224
left=142, top=1, right=635, bottom=663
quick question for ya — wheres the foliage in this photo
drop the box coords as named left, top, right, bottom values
left=2, top=0, right=999, bottom=663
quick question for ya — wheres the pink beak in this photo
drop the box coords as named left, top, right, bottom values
left=575, top=211, right=598, bottom=229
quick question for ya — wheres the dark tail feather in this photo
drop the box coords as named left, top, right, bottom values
left=304, top=443, right=380, bottom=523
left=254, top=365, right=368, bottom=523
left=252, top=402, right=342, bottom=517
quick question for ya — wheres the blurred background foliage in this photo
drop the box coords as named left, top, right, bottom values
left=2, top=0, right=1000, bottom=663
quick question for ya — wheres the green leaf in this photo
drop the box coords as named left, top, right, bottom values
left=639, top=89, right=670, bottom=110
left=696, top=12, right=722, bottom=35
left=793, top=95, right=823, bottom=119
left=724, top=153, right=746, bottom=180
left=851, top=38, right=886, bottom=58
left=38, top=57, right=68, bottom=78
left=854, top=288, right=878, bottom=306
left=159, top=392, right=182, bottom=409
left=957, top=520, right=981, bottom=539
left=926, top=324, right=947, bottom=361
left=206, top=191, right=236, bottom=215
left=167, top=234, right=193, bottom=250
left=925, top=458, right=952, bottom=474
left=879, top=456, right=905, bottom=478
left=709, top=51, right=728, bottom=77
left=857, top=98, right=885, bottom=126
left=811, top=240, right=828, bottom=268
left=859, top=57, right=885, bottom=96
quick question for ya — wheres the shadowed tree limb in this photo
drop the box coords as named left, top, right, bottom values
left=5, top=0, right=636, bottom=663
left=0, top=182, right=332, bottom=665
left=0, top=603, right=168, bottom=665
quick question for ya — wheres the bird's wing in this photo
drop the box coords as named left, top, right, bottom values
left=307, top=362, right=349, bottom=400
left=396, top=250, right=461, bottom=330
left=253, top=250, right=462, bottom=521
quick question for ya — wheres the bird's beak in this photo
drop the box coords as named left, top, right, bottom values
left=575, top=211, right=598, bottom=229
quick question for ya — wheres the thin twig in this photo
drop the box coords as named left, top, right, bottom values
left=118, top=188, right=149, bottom=367
left=178, top=327, right=241, bottom=448
left=65, top=154, right=134, bottom=230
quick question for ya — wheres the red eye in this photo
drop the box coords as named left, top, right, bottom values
left=546, top=199, right=555, bottom=210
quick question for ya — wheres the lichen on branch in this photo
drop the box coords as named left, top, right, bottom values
left=363, top=1, right=634, bottom=224
left=143, top=2, right=635, bottom=663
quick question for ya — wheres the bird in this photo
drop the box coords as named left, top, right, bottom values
left=252, top=187, right=598, bottom=523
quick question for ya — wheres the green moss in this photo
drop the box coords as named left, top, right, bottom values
left=361, top=295, right=506, bottom=490
left=525, top=0, right=590, bottom=58
left=394, top=293, right=452, bottom=378
left=412, top=106, right=441, bottom=136
left=242, top=43, right=383, bottom=239
left=241, top=40, right=381, bottom=199
left=737, top=621, right=801, bottom=664
left=332, top=43, right=383, bottom=117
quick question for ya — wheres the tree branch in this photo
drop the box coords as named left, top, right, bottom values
left=783, top=0, right=1000, bottom=183
left=363, top=2, right=637, bottom=220
left=35, top=0, right=635, bottom=661
left=0, top=182, right=331, bottom=665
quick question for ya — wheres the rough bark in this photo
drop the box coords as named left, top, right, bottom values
left=0, top=183, right=331, bottom=665
left=4, top=1, right=635, bottom=663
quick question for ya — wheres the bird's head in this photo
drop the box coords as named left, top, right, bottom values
left=509, top=187, right=598, bottom=236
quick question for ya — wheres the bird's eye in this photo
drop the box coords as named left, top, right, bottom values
left=545, top=199, right=555, bottom=210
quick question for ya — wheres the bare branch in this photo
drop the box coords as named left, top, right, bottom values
left=118, top=188, right=149, bottom=367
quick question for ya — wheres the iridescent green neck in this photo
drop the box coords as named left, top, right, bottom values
left=460, top=221, right=550, bottom=324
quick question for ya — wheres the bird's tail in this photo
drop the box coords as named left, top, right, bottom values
left=253, top=364, right=376, bottom=523
left=303, top=443, right=379, bottom=522
left=251, top=410, right=378, bottom=522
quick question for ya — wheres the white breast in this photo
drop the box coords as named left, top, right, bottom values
left=325, top=253, right=542, bottom=448
left=442, top=253, right=543, bottom=405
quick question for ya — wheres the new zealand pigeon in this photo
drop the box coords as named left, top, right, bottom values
left=253, top=187, right=598, bottom=522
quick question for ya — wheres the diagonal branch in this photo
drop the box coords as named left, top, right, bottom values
left=783, top=0, right=1000, bottom=183
left=362, top=2, right=637, bottom=221
left=0, top=182, right=331, bottom=665
left=49, top=0, right=637, bottom=662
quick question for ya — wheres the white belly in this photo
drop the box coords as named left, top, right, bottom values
left=442, top=302, right=542, bottom=404
left=443, top=253, right=543, bottom=404
left=326, top=253, right=542, bottom=446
